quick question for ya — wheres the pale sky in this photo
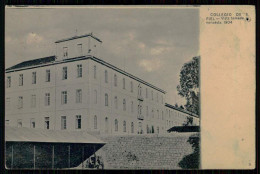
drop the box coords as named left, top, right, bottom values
left=5, top=6, right=199, bottom=105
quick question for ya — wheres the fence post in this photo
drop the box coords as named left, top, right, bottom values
left=68, top=145, right=70, bottom=168
left=82, top=145, right=84, bottom=169
left=33, top=145, right=36, bottom=169
left=52, top=145, right=54, bottom=169
left=11, top=145, right=13, bottom=169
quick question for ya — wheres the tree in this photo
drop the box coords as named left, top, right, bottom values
left=178, top=135, right=200, bottom=169
left=177, top=56, right=200, bottom=115
left=183, top=116, right=193, bottom=126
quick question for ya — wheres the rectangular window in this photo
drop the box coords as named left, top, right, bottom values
left=17, top=119, right=22, bottom=128
left=31, top=94, right=36, bottom=108
left=114, top=74, right=117, bottom=87
left=123, top=99, right=126, bottom=111
left=130, top=81, right=133, bottom=92
left=77, top=44, right=83, bottom=56
left=105, top=93, right=108, bottom=106
left=46, top=69, right=50, bottom=82
left=146, top=106, right=149, bottom=117
left=63, top=47, right=68, bottom=58
left=7, top=76, right=11, bottom=88
left=30, top=118, right=35, bottom=128
left=114, top=96, right=118, bottom=109
left=5, top=120, right=9, bottom=126
left=61, top=91, right=67, bottom=105
left=105, top=70, right=108, bottom=83
left=18, top=96, right=23, bottom=109
left=6, top=98, right=10, bottom=109
left=32, top=72, right=36, bottom=84
left=123, top=78, right=125, bottom=89
left=138, top=105, right=141, bottom=115
left=77, top=64, right=82, bottom=78
left=62, top=67, right=67, bottom=80
left=44, top=117, right=50, bottom=130
left=94, top=116, right=97, bottom=129
left=61, top=116, right=66, bottom=130
left=76, top=89, right=82, bottom=103
left=75, top=115, right=81, bottom=129
left=131, top=101, right=134, bottom=113
left=146, top=88, right=148, bottom=98
left=45, top=93, right=50, bottom=106
left=94, top=65, right=97, bottom=79
left=19, top=74, right=23, bottom=86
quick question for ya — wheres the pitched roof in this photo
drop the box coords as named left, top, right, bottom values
left=167, top=126, right=200, bottom=132
left=5, top=55, right=166, bottom=94
left=6, top=56, right=56, bottom=71
left=165, top=103, right=199, bottom=118
left=5, top=126, right=105, bottom=144
left=55, top=33, right=102, bottom=43
left=91, top=56, right=166, bottom=94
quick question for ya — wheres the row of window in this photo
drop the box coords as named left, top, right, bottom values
left=166, top=120, right=174, bottom=127
left=95, top=65, right=164, bottom=103
left=11, top=116, right=162, bottom=134
left=105, top=94, right=136, bottom=113
left=6, top=89, right=82, bottom=109
left=6, top=63, right=163, bottom=104
left=7, top=99, right=187, bottom=123
left=61, top=115, right=83, bottom=130
left=166, top=109, right=187, bottom=119
left=10, top=117, right=184, bottom=131
left=7, top=92, right=166, bottom=121
left=6, top=64, right=82, bottom=88
left=14, top=117, right=50, bottom=129
left=62, top=43, right=94, bottom=59
left=7, top=93, right=164, bottom=120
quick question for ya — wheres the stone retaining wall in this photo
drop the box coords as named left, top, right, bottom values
left=87, top=133, right=199, bottom=169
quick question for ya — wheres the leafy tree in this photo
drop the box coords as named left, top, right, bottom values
left=178, top=135, right=200, bottom=169
left=177, top=56, right=200, bottom=115
left=183, top=116, right=193, bottom=126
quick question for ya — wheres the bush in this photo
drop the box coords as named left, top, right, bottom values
left=178, top=136, right=200, bottom=169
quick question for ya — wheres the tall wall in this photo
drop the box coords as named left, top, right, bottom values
left=87, top=59, right=166, bottom=135
left=88, top=133, right=199, bottom=169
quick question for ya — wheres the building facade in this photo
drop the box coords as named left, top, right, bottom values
left=5, top=33, right=199, bottom=135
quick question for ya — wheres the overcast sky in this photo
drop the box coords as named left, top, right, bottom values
left=5, top=6, right=199, bottom=105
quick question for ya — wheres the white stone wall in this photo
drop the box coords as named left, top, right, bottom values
left=5, top=64, right=56, bottom=128
left=165, top=107, right=200, bottom=130
left=5, top=36, right=199, bottom=135
left=87, top=60, right=166, bottom=135
left=56, top=36, right=101, bottom=61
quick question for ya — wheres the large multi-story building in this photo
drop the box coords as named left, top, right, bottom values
left=5, top=33, right=199, bottom=135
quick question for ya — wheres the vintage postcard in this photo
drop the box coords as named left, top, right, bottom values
left=4, top=5, right=255, bottom=169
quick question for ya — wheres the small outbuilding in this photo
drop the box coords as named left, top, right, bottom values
left=5, top=126, right=105, bottom=169
left=167, top=126, right=200, bottom=133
